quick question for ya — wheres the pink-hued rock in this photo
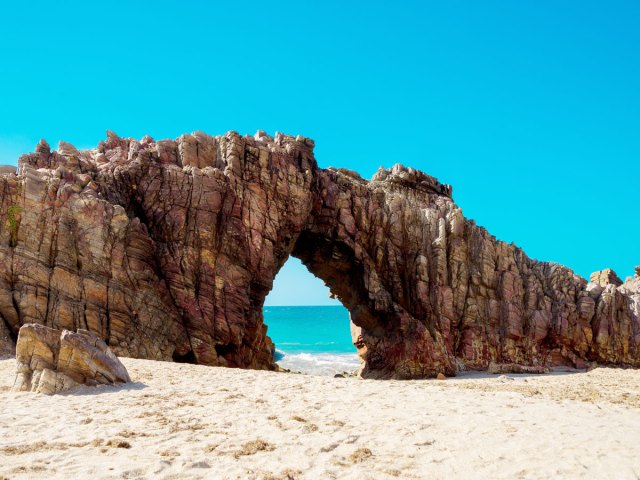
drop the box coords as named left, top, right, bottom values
left=0, top=130, right=638, bottom=378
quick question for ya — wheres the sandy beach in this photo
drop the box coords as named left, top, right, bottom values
left=1, top=357, right=639, bottom=480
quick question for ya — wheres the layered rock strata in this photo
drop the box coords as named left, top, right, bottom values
left=0, top=130, right=638, bottom=378
left=590, top=268, right=623, bottom=287
left=13, top=323, right=130, bottom=394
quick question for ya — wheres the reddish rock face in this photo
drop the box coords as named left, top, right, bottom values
left=0, top=131, right=638, bottom=378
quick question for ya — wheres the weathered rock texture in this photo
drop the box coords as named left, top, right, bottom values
left=13, top=323, right=130, bottom=394
left=0, top=130, right=638, bottom=378
left=590, top=268, right=623, bottom=288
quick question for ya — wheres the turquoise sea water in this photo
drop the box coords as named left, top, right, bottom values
left=263, top=306, right=360, bottom=376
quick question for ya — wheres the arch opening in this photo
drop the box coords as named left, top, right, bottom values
left=291, top=230, right=384, bottom=337
left=263, top=256, right=359, bottom=376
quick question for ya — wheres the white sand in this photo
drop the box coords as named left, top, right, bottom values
left=1, top=357, right=639, bottom=480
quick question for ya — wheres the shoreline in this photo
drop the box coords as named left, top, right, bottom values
left=274, top=349, right=361, bottom=377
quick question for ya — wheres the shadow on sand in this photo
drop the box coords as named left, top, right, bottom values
left=450, top=367, right=588, bottom=381
left=62, top=381, right=148, bottom=396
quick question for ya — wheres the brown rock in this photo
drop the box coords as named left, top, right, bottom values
left=0, top=318, right=14, bottom=357
left=0, top=165, right=16, bottom=176
left=436, top=373, right=446, bottom=380
left=590, top=268, right=623, bottom=287
left=0, top=130, right=638, bottom=379
left=12, top=323, right=130, bottom=394
left=487, top=362, right=549, bottom=375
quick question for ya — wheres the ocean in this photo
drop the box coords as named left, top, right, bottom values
left=263, top=305, right=360, bottom=376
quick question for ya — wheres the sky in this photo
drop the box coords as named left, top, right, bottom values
left=0, top=1, right=638, bottom=306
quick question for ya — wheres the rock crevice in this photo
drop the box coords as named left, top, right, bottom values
left=0, top=130, right=638, bottom=378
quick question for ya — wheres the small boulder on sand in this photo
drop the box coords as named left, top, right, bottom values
left=12, top=323, right=131, bottom=395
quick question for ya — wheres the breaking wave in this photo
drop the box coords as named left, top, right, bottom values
left=275, top=350, right=360, bottom=376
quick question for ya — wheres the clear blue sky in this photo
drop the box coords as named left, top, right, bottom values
left=1, top=1, right=638, bottom=306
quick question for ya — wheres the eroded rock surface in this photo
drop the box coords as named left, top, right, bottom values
left=590, top=268, right=623, bottom=287
left=13, top=323, right=130, bottom=394
left=0, top=131, right=638, bottom=378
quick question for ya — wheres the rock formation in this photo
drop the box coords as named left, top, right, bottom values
left=0, top=130, right=638, bottom=378
left=590, top=269, right=623, bottom=287
left=13, top=323, right=130, bottom=394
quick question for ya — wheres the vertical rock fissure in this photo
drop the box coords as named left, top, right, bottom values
left=0, top=313, right=16, bottom=345
left=122, top=185, right=194, bottom=360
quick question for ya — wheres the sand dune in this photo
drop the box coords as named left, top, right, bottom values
left=1, top=357, right=639, bottom=479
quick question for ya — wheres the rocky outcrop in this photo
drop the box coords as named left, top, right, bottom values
left=13, top=323, right=130, bottom=394
left=0, top=130, right=638, bottom=379
left=590, top=269, right=623, bottom=287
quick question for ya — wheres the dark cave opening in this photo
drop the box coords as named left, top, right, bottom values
left=172, top=349, right=197, bottom=363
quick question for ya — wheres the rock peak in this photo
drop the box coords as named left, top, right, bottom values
left=57, top=140, right=80, bottom=157
left=590, top=268, right=623, bottom=287
left=372, top=163, right=452, bottom=197
left=35, top=139, right=50, bottom=155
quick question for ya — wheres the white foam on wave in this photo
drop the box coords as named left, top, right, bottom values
left=276, top=351, right=360, bottom=376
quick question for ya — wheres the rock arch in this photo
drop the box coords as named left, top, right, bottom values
left=0, top=130, right=638, bottom=378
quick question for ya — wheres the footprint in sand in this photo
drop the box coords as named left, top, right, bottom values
left=184, top=460, right=211, bottom=469
left=321, top=442, right=340, bottom=452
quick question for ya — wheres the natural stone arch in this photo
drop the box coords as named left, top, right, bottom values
left=284, top=166, right=459, bottom=379
left=0, top=130, right=638, bottom=379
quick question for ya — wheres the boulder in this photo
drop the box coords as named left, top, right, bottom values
left=12, top=324, right=130, bottom=394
